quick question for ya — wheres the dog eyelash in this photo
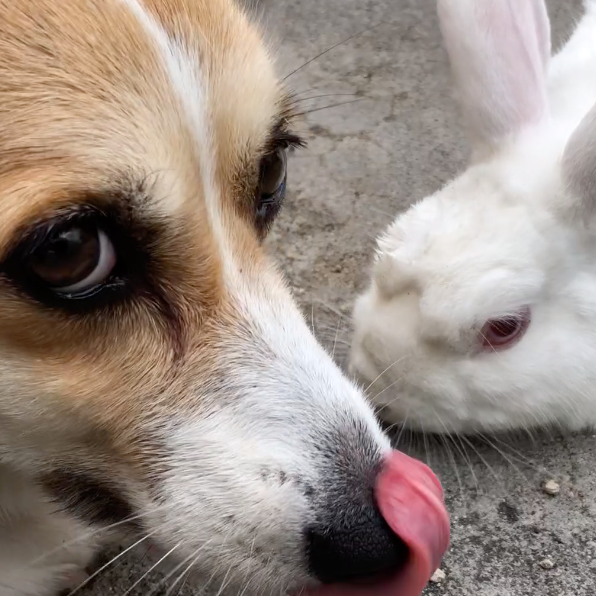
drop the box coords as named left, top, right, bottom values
left=6, top=205, right=110, bottom=260
left=265, top=111, right=306, bottom=153
left=0, top=202, right=153, bottom=313
left=270, top=131, right=305, bottom=151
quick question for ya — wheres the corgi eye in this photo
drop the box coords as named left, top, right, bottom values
left=480, top=307, right=531, bottom=351
left=255, top=147, right=287, bottom=233
left=27, top=226, right=116, bottom=297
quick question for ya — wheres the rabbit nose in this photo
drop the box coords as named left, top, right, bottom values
left=306, top=494, right=408, bottom=583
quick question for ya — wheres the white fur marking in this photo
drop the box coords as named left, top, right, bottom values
left=118, top=0, right=237, bottom=273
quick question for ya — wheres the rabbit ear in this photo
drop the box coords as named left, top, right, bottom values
left=437, top=0, right=551, bottom=158
left=562, top=102, right=596, bottom=218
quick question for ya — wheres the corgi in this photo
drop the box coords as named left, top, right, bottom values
left=0, top=1, right=448, bottom=595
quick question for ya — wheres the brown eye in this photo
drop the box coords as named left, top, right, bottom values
left=255, top=147, right=287, bottom=232
left=28, top=226, right=116, bottom=295
left=480, top=307, right=531, bottom=351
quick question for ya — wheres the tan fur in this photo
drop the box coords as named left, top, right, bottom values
left=0, top=2, right=397, bottom=594
left=0, top=0, right=286, bottom=470
left=0, top=4, right=291, bottom=591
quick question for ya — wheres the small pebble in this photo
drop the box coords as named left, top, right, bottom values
left=543, top=479, right=560, bottom=495
left=539, top=558, right=555, bottom=570
left=430, top=568, right=446, bottom=583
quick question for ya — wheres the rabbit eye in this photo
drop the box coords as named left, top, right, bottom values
left=480, top=307, right=531, bottom=351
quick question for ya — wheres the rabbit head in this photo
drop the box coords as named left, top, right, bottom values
left=350, top=0, right=596, bottom=434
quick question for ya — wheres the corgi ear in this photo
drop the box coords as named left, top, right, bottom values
left=437, top=0, right=551, bottom=159
left=563, top=102, right=596, bottom=219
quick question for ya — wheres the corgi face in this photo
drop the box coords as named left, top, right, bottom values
left=0, top=1, right=410, bottom=593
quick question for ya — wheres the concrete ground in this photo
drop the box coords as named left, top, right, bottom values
left=83, top=0, right=596, bottom=594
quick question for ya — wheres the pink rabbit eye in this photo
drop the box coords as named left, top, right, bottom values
left=480, top=307, right=531, bottom=351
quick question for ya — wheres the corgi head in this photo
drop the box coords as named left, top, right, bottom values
left=0, top=0, right=431, bottom=594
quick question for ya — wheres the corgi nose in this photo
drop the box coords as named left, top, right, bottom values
left=307, top=494, right=408, bottom=584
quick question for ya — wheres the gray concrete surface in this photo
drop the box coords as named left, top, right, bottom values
left=82, top=0, right=596, bottom=594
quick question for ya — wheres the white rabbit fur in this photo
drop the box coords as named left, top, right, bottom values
left=349, top=0, right=596, bottom=434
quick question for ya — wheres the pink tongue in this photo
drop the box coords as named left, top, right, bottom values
left=304, top=450, right=450, bottom=596
left=375, top=451, right=450, bottom=594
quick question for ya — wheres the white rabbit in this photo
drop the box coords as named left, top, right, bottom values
left=349, top=0, right=596, bottom=434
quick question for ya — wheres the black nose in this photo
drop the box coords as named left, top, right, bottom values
left=307, top=494, right=408, bottom=584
